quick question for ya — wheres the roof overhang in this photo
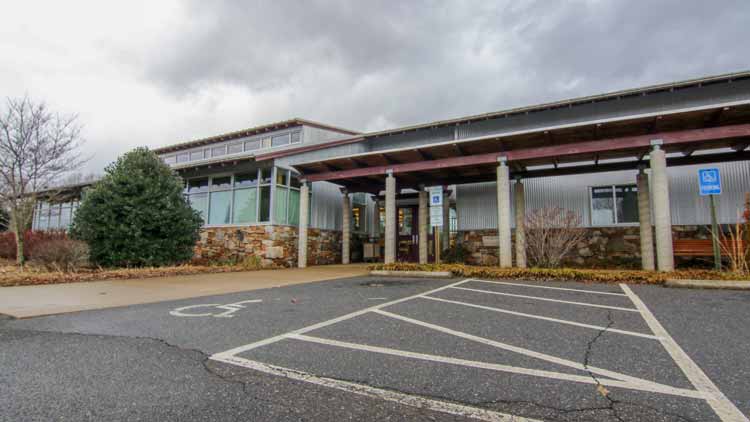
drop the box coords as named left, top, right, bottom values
left=294, top=102, right=750, bottom=193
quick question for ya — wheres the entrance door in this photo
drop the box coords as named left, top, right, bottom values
left=396, top=206, right=418, bottom=262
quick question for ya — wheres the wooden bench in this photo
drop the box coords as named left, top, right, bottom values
left=673, top=239, right=744, bottom=257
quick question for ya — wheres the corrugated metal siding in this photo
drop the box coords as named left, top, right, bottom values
left=456, top=79, right=750, bottom=142
left=668, top=161, right=750, bottom=224
left=457, top=160, right=750, bottom=230
left=276, top=142, right=369, bottom=167
left=457, top=182, right=498, bottom=230
left=302, top=126, right=353, bottom=146
left=367, top=126, right=454, bottom=151
left=310, top=181, right=343, bottom=230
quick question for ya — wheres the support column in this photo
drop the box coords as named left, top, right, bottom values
left=418, top=188, right=428, bottom=264
left=342, top=191, right=351, bottom=265
left=384, top=172, right=397, bottom=264
left=650, top=143, right=674, bottom=271
left=297, top=181, right=309, bottom=268
left=442, top=190, right=450, bottom=251
left=496, top=159, right=512, bottom=267
left=514, top=178, right=527, bottom=268
left=636, top=168, right=655, bottom=271
left=372, top=197, right=380, bottom=239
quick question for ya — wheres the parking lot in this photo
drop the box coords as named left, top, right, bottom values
left=2, top=275, right=749, bottom=421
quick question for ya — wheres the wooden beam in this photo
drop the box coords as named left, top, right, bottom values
left=516, top=150, right=750, bottom=179
left=304, top=124, right=750, bottom=182
left=382, top=153, right=400, bottom=165
left=413, top=148, right=433, bottom=161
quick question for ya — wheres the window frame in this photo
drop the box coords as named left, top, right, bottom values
left=589, top=184, right=640, bottom=227
left=183, top=166, right=298, bottom=228
left=160, top=129, right=303, bottom=166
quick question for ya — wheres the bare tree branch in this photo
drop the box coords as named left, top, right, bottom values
left=0, top=95, right=86, bottom=266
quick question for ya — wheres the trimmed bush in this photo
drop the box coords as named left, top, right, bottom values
left=29, top=238, right=89, bottom=272
left=70, top=147, right=202, bottom=267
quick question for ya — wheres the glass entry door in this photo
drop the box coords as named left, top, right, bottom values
left=397, top=206, right=419, bottom=262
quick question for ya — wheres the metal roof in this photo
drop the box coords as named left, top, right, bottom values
left=362, top=70, right=750, bottom=138
left=246, top=70, right=750, bottom=162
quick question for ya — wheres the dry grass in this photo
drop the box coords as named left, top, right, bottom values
left=368, top=263, right=750, bottom=284
left=0, top=260, right=267, bottom=288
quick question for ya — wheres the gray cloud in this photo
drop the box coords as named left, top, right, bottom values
left=131, top=1, right=750, bottom=133
left=134, top=0, right=749, bottom=133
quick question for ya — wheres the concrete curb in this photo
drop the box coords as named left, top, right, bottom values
left=369, top=270, right=454, bottom=279
left=665, top=279, right=750, bottom=290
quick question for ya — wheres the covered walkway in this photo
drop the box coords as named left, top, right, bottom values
left=294, top=101, right=750, bottom=272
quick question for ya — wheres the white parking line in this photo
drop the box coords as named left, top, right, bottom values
left=289, top=333, right=706, bottom=398
left=451, top=286, right=640, bottom=312
left=374, top=309, right=705, bottom=398
left=620, top=284, right=749, bottom=422
left=209, top=277, right=736, bottom=421
left=421, top=295, right=661, bottom=340
left=212, top=278, right=472, bottom=359
left=471, top=279, right=628, bottom=296
left=212, top=354, right=542, bottom=422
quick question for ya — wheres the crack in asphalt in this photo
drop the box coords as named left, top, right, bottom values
left=1, top=325, right=701, bottom=422
left=580, top=312, right=697, bottom=422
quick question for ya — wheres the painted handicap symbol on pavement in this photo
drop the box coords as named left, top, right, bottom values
left=169, top=299, right=262, bottom=318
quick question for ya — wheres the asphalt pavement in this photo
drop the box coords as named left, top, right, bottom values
left=1, top=275, right=748, bottom=421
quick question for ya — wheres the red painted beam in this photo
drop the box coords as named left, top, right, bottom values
left=304, top=124, right=750, bottom=182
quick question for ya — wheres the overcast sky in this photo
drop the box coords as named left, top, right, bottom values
left=2, top=0, right=749, bottom=173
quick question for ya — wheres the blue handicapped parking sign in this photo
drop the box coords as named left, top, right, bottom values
left=698, top=168, right=721, bottom=196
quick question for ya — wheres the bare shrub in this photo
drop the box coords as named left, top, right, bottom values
left=525, top=207, right=586, bottom=268
left=29, top=238, right=89, bottom=272
left=711, top=210, right=748, bottom=275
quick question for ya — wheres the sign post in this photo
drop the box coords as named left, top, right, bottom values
left=698, top=168, right=722, bottom=270
left=428, top=186, right=443, bottom=264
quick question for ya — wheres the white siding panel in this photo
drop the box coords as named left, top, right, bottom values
left=456, top=160, right=750, bottom=230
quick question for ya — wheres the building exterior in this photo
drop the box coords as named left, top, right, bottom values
left=33, top=72, right=750, bottom=270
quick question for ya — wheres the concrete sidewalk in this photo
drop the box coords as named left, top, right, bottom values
left=0, top=264, right=369, bottom=319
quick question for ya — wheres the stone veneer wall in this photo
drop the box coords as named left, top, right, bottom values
left=459, top=225, right=710, bottom=268
left=194, top=225, right=342, bottom=268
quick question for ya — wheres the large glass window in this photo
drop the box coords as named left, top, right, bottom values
left=188, top=178, right=209, bottom=193
left=615, top=185, right=639, bottom=224
left=228, top=143, right=243, bottom=154
left=183, top=167, right=304, bottom=227
left=591, top=184, right=638, bottom=225
left=33, top=201, right=79, bottom=231
left=271, top=133, right=291, bottom=147
left=190, top=150, right=205, bottom=161
left=209, top=191, right=232, bottom=225
left=233, top=188, right=257, bottom=223
left=288, top=189, right=300, bottom=225
left=259, top=186, right=271, bottom=222
left=177, top=153, right=189, bottom=163
left=245, top=139, right=261, bottom=151
left=189, top=193, right=209, bottom=222
left=272, top=168, right=303, bottom=225
left=274, top=186, right=288, bottom=223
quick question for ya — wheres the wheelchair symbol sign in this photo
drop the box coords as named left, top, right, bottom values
left=698, top=168, right=721, bottom=196
left=169, top=299, right=262, bottom=318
